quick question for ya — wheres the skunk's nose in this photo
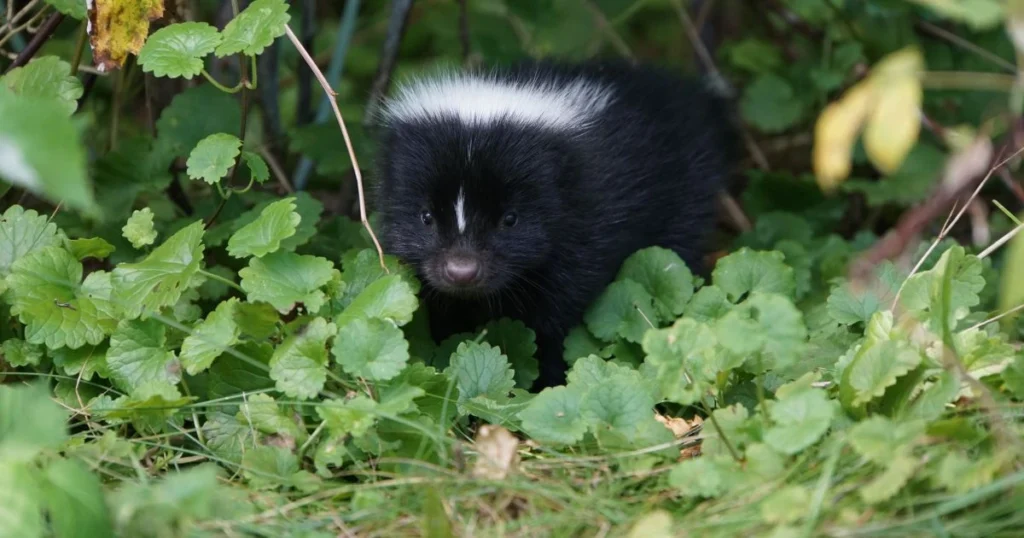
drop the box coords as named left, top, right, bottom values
left=444, top=256, right=480, bottom=286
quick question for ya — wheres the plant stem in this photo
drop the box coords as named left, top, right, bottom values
left=700, top=397, right=743, bottom=463
left=69, top=19, right=87, bottom=76
left=201, top=69, right=244, bottom=93
left=198, top=269, right=244, bottom=293
left=4, top=10, right=62, bottom=73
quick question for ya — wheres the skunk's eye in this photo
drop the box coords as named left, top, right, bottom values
left=502, top=211, right=518, bottom=228
left=420, top=210, right=434, bottom=226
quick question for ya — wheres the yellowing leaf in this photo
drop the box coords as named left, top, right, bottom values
left=87, top=0, right=165, bottom=73
left=813, top=82, right=873, bottom=191
left=863, top=80, right=922, bottom=175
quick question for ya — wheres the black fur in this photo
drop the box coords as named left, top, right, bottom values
left=372, top=59, right=737, bottom=388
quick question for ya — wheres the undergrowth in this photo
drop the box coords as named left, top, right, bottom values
left=3, top=1, right=1024, bottom=537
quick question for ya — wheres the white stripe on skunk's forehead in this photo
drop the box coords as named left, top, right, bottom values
left=382, top=72, right=614, bottom=130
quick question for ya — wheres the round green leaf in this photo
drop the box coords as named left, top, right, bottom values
left=139, top=22, right=222, bottom=79
left=215, top=0, right=291, bottom=57
left=334, top=317, right=410, bottom=382
left=186, top=133, right=242, bottom=185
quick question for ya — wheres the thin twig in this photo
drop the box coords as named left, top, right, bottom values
left=259, top=145, right=295, bottom=194
left=4, top=11, right=62, bottom=73
left=284, top=23, right=387, bottom=271
left=363, top=0, right=415, bottom=127
left=978, top=221, right=1024, bottom=259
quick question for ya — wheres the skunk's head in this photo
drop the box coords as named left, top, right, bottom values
left=375, top=119, right=571, bottom=296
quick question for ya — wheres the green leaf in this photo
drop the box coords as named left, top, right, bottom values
left=669, top=455, right=745, bottom=498
left=740, top=74, right=805, bottom=133
left=0, top=205, right=64, bottom=276
left=1, top=56, right=83, bottom=115
left=186, top=133, right=242, bottom=185
left=50, top=344, right=109, bottom=381
left=481, top=318, right=539, bottom=389
left=0, top=90, right=94, bottom=214
left=67, top=237, right=115, bottom=260
left=154, top=84, right=240, bottom=159
left=236, top=394, right=307, bottom=444
left=935, top=451, right=1004, bottom=493
left=42, top=458, right=114, bottom=538
left=239, top=251, right=335, bottom=314
left=270, top=317, right=334, bottom=400
left=909, top=0, right=1003, bottom=29
left=1, top=339, right=44, bottom=367
left=848, top=416, right=925, bottom=463
left=0, top=382, right=68, bottom=461
left=760, top=486, right=810, bottom=524
left=240, top=151, right=270, bottom=184
left=581, top=371, right=657, bottom=439
left=241, top=445, right=300, bottom=489
left=334, top=317, right=409, bottom=381
left=112, top=220, right=205, bottom=319
left=317, top=396, right=381, bottom=438
left=138, top=22, right=222, bottom=79
left=447, top=342, right=515, bottom=405
left=337, top=248, right=420, bottom=308
left=335, top=274, right=419, bottom=328
left=713, top=248, right=796, bottom=302
left=617, top=246, right=694, bottom=320
left=215, top=0, right=291, bottom=57
left=843, top=340, right=922, bottom=407
left=0, top=461, right=46, bottom=536
left=517, top=385, right=588, bottom=445
left=763, top=377, right=834, bottom=455
left=179, top=297, right=241, bottom=375
left=106, top=319, right=181, bottom=392
left=685, top=285, right=733, bottom=321
left=202, top=412, right=254, bottom=465
left=726, top=38, right=783, bottom=74
left=122, top=208, right=158, bottom=249
left=826, top=261, right=902, bottom=326
left=642, top=317, right=719, bottom=405
left=861, top=453, right=918, bottom=504
left=106, top=382, right=192, bottom=432
left=111, top=464, right=222, bottom=536
left=901, top=246, right=984, bottom=327
left=227, top=197, right=300, bottom=258
left=7, top=247, right=118, bottom=350
left=584, top=280, right=658, bottom=343
left=43, top=0, right=86, bottom=19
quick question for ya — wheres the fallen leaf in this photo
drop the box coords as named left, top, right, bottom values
left=813, top=81, right=874, bottom=191
left=472, top=425, right=519, bottom=480
left=88, top=0, right=165, bottom=72
left=655, top=413, right=699, bottom=438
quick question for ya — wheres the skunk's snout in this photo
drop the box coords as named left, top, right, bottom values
left=442, top=254, right=481, bottom=287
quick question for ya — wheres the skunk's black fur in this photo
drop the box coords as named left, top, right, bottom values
left=372, top=59, right=737, bottom=388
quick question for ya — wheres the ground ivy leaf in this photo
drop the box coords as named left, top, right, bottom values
left=0, top=206, right=64, bottom=276
left=1, top=339, right=43, bottom=367
left=7, top=246, right=117, bottom=350
left=334, top=317, right=409, bottom=382
left=826, top=261, right=902, bottom=326
left=712, top=248, right=796, bottom=302
left=861, top=453, right=918, bottom=504
left=337, top=248, right=420, bottom=309
left=186, top=133, right=242, bottom=185
left=44, top=0, right=86, bottom=18
left=566, top=355, right=645, bottom=391
left=849, top=416, right=924, bottom=464
left=122, top=207, right=158, bottom=249
left=1, top=56, right=83, bottom=115
left=50, top=344, right=109, bottom=381
left=270, top=317, right=334, bottom=400
left=41, top=458, right=115, bottom=538
left=447, top=342, right=515, bottom=405
left=763, top=379, right=834, bottom=455
left=740, top=73, right=805, bottom=133
left=761, top=486, right=810, bottom=525
left=236, top=393, right=308, bottom=445
left=844, top=340, right=922, bottom=407
left=227, top=197, right=299, bottom=258
left=154, top=84, right=241, bottom=160
left=584, top=279, right=658, bottom=343
left=685, top=285, right=733, bottom=321
left=0, top=382, right=69, bottom=461
left=935, top=452, right=1004, bottom=493
left=0, top=91, right=94, bottom=214
left=617, top=246, right=694, bottom=320
left=179, top=298, right=241, bottom=375
left=240, top=151, right=270, bottom=184
left=240, top=444, right=299, bottom=489
left=107, top=381, right=192, bottom=432
left=202, top=412, right=254, bottom=465
left=106, top=319, right=182, bottom=392
left=642, top=317, right=719, bottom=405
left=335, top=274, right=419, bottom=328
left=518, top=386, right=588, bottom=445
left=717, top=292, right=807, bottom=373
left=113, top=220, right=205, bottom=319
left=215, top=0, right=291, bottom=57
left=67, top=237, right=115, bottom=260
left=481, top=318, right=539, bottom=389
left=138, top=22, right=222, bottom=79
left=239, top=251, right=335, bottom=314
left=317, top=396, right=380, bottom=439
left=581, top=372, right=656, bottom=438
left=669, top=455, right=745, bottom=498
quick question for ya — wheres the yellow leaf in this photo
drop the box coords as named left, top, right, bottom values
left=812, top=82, right=874, bottom=191
left=863, top=77, right=922, bottom=174
left=628, top=510, right=674, bottom=538
left=88, top=0, right=165, bottom=72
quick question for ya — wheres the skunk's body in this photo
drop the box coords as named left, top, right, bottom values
left=373, top=60, right=736, bottom=387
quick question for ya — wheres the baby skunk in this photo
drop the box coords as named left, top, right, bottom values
left=373, top=60, right=736, bottom=388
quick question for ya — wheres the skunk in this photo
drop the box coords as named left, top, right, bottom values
left=372, top=60, right=736, bottom=388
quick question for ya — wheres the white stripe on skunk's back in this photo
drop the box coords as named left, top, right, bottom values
left=381, top=71, right=615, bottom=131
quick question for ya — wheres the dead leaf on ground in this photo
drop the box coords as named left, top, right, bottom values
left=472, top=425, right=520, bottom=480
left=655, top=412, right=701, bottom=438
left=88, top=0, right=165, bottom=72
